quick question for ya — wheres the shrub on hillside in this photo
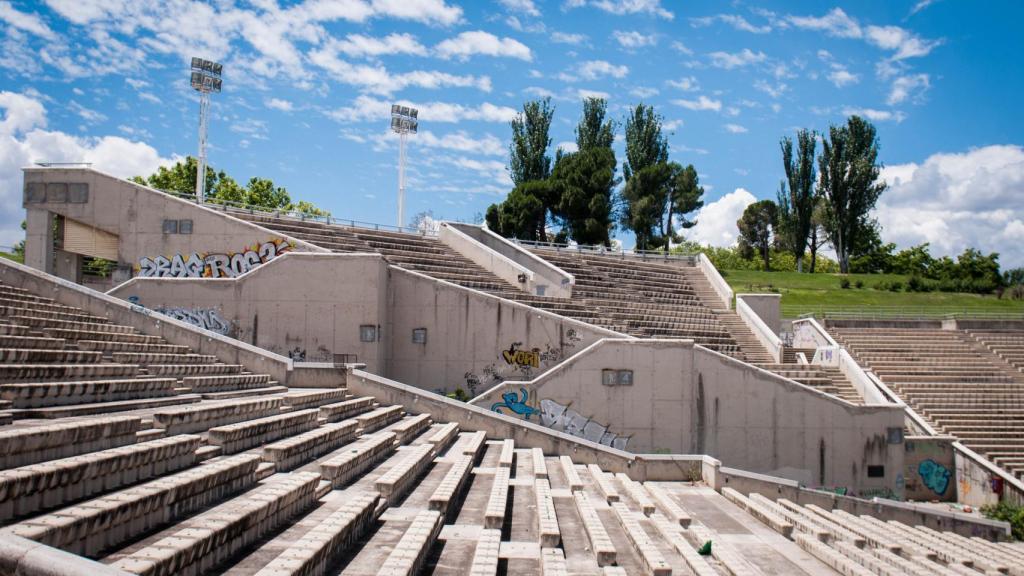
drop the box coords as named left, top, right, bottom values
left=981, top=503, right=1024, bottom=540
left=888, top=281, right=903, bottom=292
left=906, top=275, right=934, bottom=292
left=839, top=278, right=851, bottom=289
left=854, top=280, right=864, bottom=289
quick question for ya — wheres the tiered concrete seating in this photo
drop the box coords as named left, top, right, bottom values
left=832, top=325, right=1024, bottom=477
left=729, top=486, right=1024, bottom=576
left=0, top=280, right=282, bottom=418
left=1, top=265, right=1009, bottom=575
left=281, top=388, right=347, bottom=410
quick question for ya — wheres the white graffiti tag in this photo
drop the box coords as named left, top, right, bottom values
left=539, top=399, right=630, bottom=450
left=137, top=239, right=293, bottom=279
left=154, top=306, right=232, bottom=335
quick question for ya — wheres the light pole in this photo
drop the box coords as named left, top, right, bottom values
left=390, top=105, right=418, bottom=229
left=190, top=57, right=223, bottom=204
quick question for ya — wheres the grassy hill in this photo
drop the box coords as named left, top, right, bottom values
left=722, top=269, right=1024, bottom=318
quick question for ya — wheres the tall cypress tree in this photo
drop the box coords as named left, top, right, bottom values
left=778, top=129, right=818, bottom=272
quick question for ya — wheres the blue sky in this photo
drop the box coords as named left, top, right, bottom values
left=1, top=0, right=1022, bottom=264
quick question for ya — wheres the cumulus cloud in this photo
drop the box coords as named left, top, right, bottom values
left=326, top=33, right=428, bottom=59
left=308, top=46, right=491, bottom=94
left=887, top=73, right=930, bottom=105
left=723, top=123, right=748, bottom=134
left=684, top=188, right=757, bottom=246
left=265, top=98, right=293, bottom=112
left=840, top=107, right=906, bottom=123
left=876, top=145, right=1024, bottom=267
left=567, top=0, right=674, bottom=20
left=0, top=91, right=174, bottom=246
left=612, top=30, right=656, bottom=49
left=498, top=0, right=540, bottom=16
left=435, top=31, right=532, bottom=61
left=690, top=14, right=771, bottom=34
left=708, top=48, right=766, bottom=69
left=666, top=76, right=699, bottom=91
left=826, top=67, right=859, bottom=88
left=551, top=31, right=586, bottom=45
left=672, top=96, right=722, bottom=112
left=564, top=60, right=628, bottom=81
left=786, top=8, right=941, bottom=61
left=0, top=1, right=56, bottom=40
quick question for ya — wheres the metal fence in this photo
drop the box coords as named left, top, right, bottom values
left=793, top=306, right=1024, bottom=321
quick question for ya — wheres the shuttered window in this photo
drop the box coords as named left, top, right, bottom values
left=62, top=218, right=119, bottom=261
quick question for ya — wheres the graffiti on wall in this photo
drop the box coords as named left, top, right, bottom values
left=153, top=306, right=233, bottom=336
left=137, top=238, right=294, bottom=279
left=502, top=343, right=540, bottom=368
left=918, top=459, right=952, bottom=496
left=464, top=328, right=584, bottom=393
left=539, top=399, right=629, bottom=450
left=491, top=387, right=539, bottom=420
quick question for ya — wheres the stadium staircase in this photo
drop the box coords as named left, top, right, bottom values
left=831, top=326, right=1024, bottom=479
left=0, top=267, right=1014, bottom=574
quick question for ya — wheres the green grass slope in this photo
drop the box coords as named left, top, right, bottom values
left=722, top=269, right=1024, bottom=318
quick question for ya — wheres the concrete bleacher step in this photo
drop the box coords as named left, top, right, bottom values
left=151, top=396, right=282, bottom=435
left=13, top=394, right=202, bottom=419
left=0, top=415, right=141, bottom=469
left=180, top=373, right=272, bottom=393
left=0, top=363, right=141, bottom=381
left=3, top=453, right=261, bottom=557
left=0, top=377, right=178, bottom=408
left=108, top=470, right=322, bottom=576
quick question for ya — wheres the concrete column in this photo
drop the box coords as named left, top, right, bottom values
left=53, top=249, right=82, bottom=283
left=23, top=207, right=54, bottom=274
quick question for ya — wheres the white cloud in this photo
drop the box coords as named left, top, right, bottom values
left=551, top=31, right=586, bottom=45
left=671, top=40, right=693, bottom=55
left=612, top=30, right=656, bottom=49
left=499, top=0, right=540, bottom=16
left=568, top=0, right=673, bottom=20
left=326, top=95, right=517, bottom=124
left=68, top=100, right=106, bottom=124
left=909, top=0, right=938, bottom=15
left=326, top=33, right=428, bottom=59
left=556, top=141, right=578, bottom=153
left=723, top=123, right=748, bottom=134
left=876, top=145, right=1024, bottom=267
left=887, top=73, right=930, bottom=105
left=864, top=25, right=942, bottom=60
left=0, top=1, right=56, bottom=39
left=685, top=188, right=757, bottom=246
left=840, top=107, right=907, bottom=123
left=753, top=79, right=788, bottom=98
left=576, top=60, right=629, bottom=81
left=629, top=86, right=659, bottom=98
left=708, top=48, right=767, bottom=69
left=265, top=98, right=294, bottom=112
left=787, top=7, right=862, bottom=38
left=371, top=129, right=505, bottom=156
left=666, top=76, right=699, bottom=91
left=435, top=30, right=532, bottom=61
left=0, top=91, right=174, bottom=246
left=672, top=96, right=722, bottom=112
left=309, top=46, right=491, bottom=94
left=690, top=14, right=771, bottom=34
left=826, top=67, right=859, bottom=88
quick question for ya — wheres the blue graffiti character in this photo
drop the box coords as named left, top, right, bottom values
left=917, top=459, right=951, bottom=496
left=491, top=387, right=538, bottom=420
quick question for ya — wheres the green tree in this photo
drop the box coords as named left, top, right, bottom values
left=777, top=129, right=818, bottom=272
left=737, top=200, right=778, bottom=271
left=549, top=97, right=618, bottom=245
left=808, top=196, right=828, bottom=272
left=819, top=116, right=887, bottom=273
left=622, top=103, right=668, bottom=182
left=489, top=98, right=557, bottom=241
left=621, top=104, right=669, bottom=250
left=664, top=163, right=704, bottom=251
left=508, top=97, right=554, bottom=185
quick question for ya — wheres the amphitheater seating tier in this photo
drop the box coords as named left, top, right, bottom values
left=831, top=325, right=1024, bottom=478
left=0, top=271, right=1007, bottom=574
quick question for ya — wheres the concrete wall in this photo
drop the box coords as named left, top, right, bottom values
left=108, top=253, right=389, bottom=371
left=22, top=167, right=326, bottom=283
left=738, top=293, right=781, bottom=333
left=385, top=267, right=618, bottom=396
left=903, top=435, right=957, bottom=502
left=472, top=338, right=906, bottom=494
left=736, top=294, right=782, bottom=362
left=445, top=222, right=574, bottom=298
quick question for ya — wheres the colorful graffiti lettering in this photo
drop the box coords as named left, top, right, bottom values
left=137, top=238, right=293, bottom=279
left=502, top=342, right=540, bottom=368
left=491, top=387, right=539, bottom=420
left=539, top=398, right=629, bottom=450
left=154, top=306, right=233, bottom=336
left=918, top=459, right=951, bottom=496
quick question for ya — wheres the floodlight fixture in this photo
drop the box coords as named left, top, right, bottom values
left=190, top=57, right=223, bottom=204
left=390, top=104, right=419, bottom=228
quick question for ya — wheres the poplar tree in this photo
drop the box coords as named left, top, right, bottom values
left=777, top=129, right=818, bottom=272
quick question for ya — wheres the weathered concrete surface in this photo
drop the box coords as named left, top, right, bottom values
left=473, top=338, right=906, bottom=494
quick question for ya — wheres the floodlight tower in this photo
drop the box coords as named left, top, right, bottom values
left=190, top=57, right=223, bottom=204
left=390, top=105, right=418, bottom=228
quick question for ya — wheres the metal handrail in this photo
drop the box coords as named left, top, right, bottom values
left=792, top=306, right=1024, bottom=320
left=512, top=238, right=698, bottom=261
left=145, top=184, right=441, bottom=237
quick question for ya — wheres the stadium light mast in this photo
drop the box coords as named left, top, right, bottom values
left=190, top=57, right=223, bottom=204
left=390, top=105, right=418, bottom=229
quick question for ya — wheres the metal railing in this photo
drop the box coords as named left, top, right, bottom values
left=146, top=185, right=441, bottom=237
left=512, top=238, right=698, bottom=262
left=794, top=306, right=1024, bottom=321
